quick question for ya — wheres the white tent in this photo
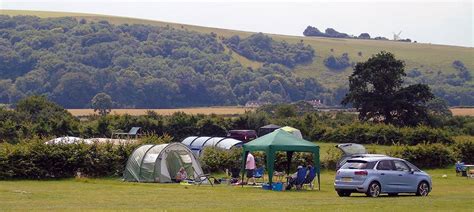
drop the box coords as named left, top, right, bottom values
left=45, top=136, right=92, bottom=145
left=46, top=137, right=135, bottom=145
left=182, top=136, right=243, bottom=156
left=123, top=143, right=206, bottom=183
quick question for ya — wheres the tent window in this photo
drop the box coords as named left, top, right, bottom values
left=143, top=153, right=159, bottom=163
left=179, top=154, right=192, bottom=163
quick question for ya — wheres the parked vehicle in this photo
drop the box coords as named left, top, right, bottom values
left=335, top=143, right=386, bottom=170
left=226, top=130, right=257, bottom=143
left=334, top=156, right=432, bottom=197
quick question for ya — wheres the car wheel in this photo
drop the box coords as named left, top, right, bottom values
left=388, top=193, right=398, bottom=197
left=337, top=190, right=351, bottom=197
left=366, top=182, right=381, bottom=197
left=416, top=182, right=430, bottom=196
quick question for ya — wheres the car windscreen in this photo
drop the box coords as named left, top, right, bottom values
left=340, top=160, right=375, bottom=169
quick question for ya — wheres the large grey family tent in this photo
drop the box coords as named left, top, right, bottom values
left=123, top=143, right=205, bottom=183
left=182, top=136, right=243, bottom=156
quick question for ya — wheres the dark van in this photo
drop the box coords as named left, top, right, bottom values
left=227, top=130, right=257, bottom=143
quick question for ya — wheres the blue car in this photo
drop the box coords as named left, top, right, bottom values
left=334, top=156, right=432, bottom=197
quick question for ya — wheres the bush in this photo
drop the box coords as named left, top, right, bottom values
left=200, top=147, right=241, bottom=173
left=452, top=137, right=474, bottom=164
left=387, top=144, right=455, bottom=169
left=324, top=53, right=351, bottom=70
left=321, top=147, right=342, bottom=170
left=0, top=136, right=169, bottom=179
left=322, top=123, right=454, bottom=145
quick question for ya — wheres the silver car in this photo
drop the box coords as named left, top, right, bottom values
left=334, top=156, right=432, bottom=197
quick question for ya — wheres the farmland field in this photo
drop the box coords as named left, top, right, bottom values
left=68, top=107, right=254, bottom=116
left=68, top=107, right=474, bottom=116
left=450, top=108, right=474, bottom=116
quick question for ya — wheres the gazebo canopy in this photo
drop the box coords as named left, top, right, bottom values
left=242, top=129, right=320, bottom=188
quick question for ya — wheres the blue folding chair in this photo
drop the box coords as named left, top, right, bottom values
left=455, top=162, right=466, bottom=176
left=287, top=167, right=307, bottom=190
left=303, top=167, right=316, bottom=190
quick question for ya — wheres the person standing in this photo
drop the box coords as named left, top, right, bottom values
left=246, top=153, right=256, bottom=185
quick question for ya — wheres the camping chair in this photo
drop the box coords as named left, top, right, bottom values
left=191, top=171, right=216, bottom=187
left=455, top=162, right=466, bottom=176
left=112, top=127, right=141, bottom=139
left=294, top=168, right=308, bottom=190
left=302, top=167, right=317, bottom=190
left=253, top=167, right=265, bottom=183
left=286, top=168, right=307, bottom=190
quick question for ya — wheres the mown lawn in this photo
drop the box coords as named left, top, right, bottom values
left=1, top=168, right=473, bottom=211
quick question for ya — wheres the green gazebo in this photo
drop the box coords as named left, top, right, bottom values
left=241, top=129, right=320, bottom=190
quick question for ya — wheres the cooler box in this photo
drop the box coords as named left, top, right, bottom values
left=262, top=183, right=272, bottom=190
left=272, top=182, right=283, bottom=191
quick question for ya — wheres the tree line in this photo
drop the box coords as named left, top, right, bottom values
left=0, top=15, right=329, bottom=108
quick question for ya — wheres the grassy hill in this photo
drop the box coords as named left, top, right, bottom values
left=2, top=10, right=472, bottom=89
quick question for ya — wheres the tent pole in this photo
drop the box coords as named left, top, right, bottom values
left=286, top=151, right=294, bottom=175
left=318, top=173, right=320, bottom=191
left=241, top=151, right=249, bottom=187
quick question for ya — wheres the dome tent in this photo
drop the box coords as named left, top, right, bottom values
left=258, top=124, right=281, bottom=136
left=123, top=143, right=206, bottom=183
left=182, top=136, right=243, bottom=156
left=280, top=126, right=303, bottom=139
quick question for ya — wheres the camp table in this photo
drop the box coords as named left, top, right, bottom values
left=462, top=164, right=474, bottom=178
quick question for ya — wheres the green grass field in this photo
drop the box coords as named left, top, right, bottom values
left=1, top=10, right=472, bottom=89
left=1, top=142, right=473, bottom=211
left=1, top=168, right=473, bottom=211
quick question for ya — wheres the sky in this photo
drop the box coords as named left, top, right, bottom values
left=1, top=0, right=472, bottom=47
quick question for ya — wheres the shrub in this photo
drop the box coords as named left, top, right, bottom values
left=452, top=137, right=474, bottom=164
left=200, top=147, right=242, bottom=173
left=0, top=136, right=169, bottom=179
left=321, top=147, right=342, bottom=170
left=324, top=53, right=351, bottom=70
left=400, top=126, right=453, bottom=145
left=321, top=123, right=454, bottom=145
left=387, top=143, right=454, bottom=169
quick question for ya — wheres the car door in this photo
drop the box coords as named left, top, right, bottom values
left=391, top=160, right=413, bottom=192
left=336, top=143, right=367, bottom=169
left=375, top=160, right=397, bottom=192
left=399, top=160, right=420, bottom=193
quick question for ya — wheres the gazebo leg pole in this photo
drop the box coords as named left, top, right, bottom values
left=318, top=173, right=320, bottom=191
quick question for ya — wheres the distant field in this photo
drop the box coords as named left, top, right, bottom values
left=2, top=10, right=472, bottom=89
left=68, top=107, right=473, bottom=117
left=450, top=108, right=474, bottom=116
left=68, top=107, right=253, bottom=116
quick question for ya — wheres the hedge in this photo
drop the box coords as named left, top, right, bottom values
left=386, top=143, right=455, bottom=169
left=0, top=135, right=170, bottom=179
left=452, top=137, right=474, bottom=164
left=321, top=123, right=453, bottom=145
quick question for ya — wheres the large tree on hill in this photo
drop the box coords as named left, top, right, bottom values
left=342, top=51, right=434, bottom=126
left=91, top=92, right=113, bottom=116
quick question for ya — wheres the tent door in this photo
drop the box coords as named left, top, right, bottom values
left=166, top=151, right=193, bottom=181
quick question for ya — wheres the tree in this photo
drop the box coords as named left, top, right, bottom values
left=91, top=92, right=113, bottom=116
left=358, top=33, right=371, bottom=39
left=275, top=104, right=297, bottom=118
left=342, top=51, right=434, bottom=126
